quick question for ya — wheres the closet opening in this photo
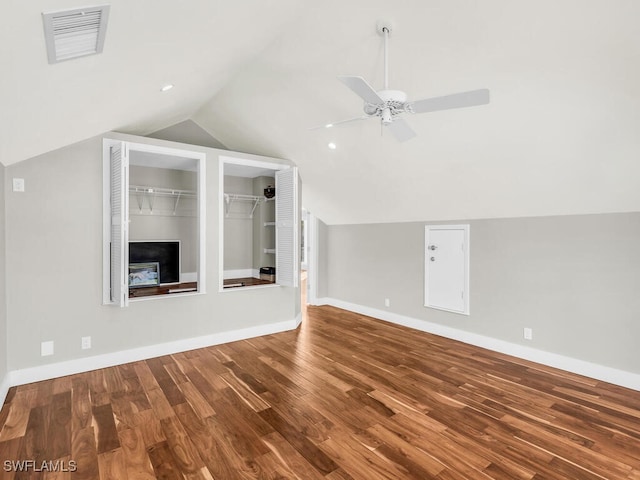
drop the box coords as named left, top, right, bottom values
left=103, top=139, right=206, bottom=306
left=219, top=156, right=298, bottom=291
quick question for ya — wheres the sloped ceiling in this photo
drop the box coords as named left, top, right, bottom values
left=3, top=1, right=640, bottom=225
left=0, top=0, right=303, bottom=165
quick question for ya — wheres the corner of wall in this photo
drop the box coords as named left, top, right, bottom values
left=0, top=163, right=8, bottom=408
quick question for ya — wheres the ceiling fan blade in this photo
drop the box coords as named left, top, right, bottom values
left=309, top=115, right=370, bottom=130
left=338, top=76, right=384, bottom=105
left=386, top=118, right=417, bottom=142
left=410, top=89, right=490, bottom=114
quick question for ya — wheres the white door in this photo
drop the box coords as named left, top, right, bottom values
left=275, top=167, right=299, bottom=287
left=425, top=225, right=469, bottom=315
left=109, top=141, right=129, bottom=307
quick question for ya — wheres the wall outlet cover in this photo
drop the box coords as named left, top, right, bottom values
left=81, top=336, right=91, bottom=349
left=524, top=328, right=533, bottom=340
left=41, top=341, right=54, bottom=356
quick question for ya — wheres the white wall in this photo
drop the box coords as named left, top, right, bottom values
left=322, top=213, right=640, bottom=376
left=4, top=133, right=300, bottom=372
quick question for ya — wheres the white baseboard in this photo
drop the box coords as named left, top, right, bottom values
left=8, top=318, right=299, bottom=389
left=323, top=297, right=640, bottom=392
left=0, top=373, right=10, bottom=410
left=223, top=269, right=255, bottom=280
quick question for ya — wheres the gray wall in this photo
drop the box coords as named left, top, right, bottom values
left=316, top=217, right=329, bottom=299
left=5, top=133, right=299, bottom=371
left=224, top=175, right=254, bottom=271
left=130, top=166, right=198, bottom=275
left=324, top=213, right=640, bottom=374
left=147, top=119, right=227, bottom=150
left=0, top=165, right=7, bottom=382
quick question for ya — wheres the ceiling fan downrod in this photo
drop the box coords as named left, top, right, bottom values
left=382, top=26, right=389, bottom=90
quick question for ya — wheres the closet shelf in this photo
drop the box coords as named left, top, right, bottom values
left=130, top=185, right=196, bottom=215
left=263, top=248, right=276, bottom=254
left=130, top=185, right=196, bottom=197
left=224, top=193, right=264, bottom=219
left=264, top=222, right=276, bottom=227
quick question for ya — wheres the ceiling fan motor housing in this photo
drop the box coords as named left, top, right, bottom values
left=363, top=89, right=408, bottom=123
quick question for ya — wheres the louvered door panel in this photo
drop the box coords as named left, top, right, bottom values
left=275, top=167, right=299, bottom=287
left=110, top=143, right=129, bottom=307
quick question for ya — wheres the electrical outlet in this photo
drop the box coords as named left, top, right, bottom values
left=81, top=336, right=91, bottom=350
left=41, top=341, right=54, bottom=356
left=523, top=328, right=533, bottom=340
left=384, top=298, right=390, bottom=307
left=12, top=178, right=25, bottom=192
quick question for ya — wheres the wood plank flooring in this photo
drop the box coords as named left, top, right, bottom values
left=1, top=306, right=640, bottom=479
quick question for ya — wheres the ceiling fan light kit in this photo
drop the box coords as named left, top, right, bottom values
left=319, top=20, right=490, bottom=142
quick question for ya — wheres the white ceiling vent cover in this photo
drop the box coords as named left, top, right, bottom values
left=42, top=5, right=110, bottom=64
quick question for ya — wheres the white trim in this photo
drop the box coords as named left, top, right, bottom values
left=8, top=318, right=298, bottom=388
left=218, top=159, right=225, bottom=292
left=306, top=213, right=320, bottom=305
left=295, top=312, right=303, bottom=328
left=322, top=297, right=640, bottom=392
left=197, top=155, right=207, bottom=294
left=219, top=155, right=291, bottom=172
left=223, top=269, right=255, bottom=280
left=0, top=373, right=10, bottom=408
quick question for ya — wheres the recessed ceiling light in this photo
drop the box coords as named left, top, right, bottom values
left=161, top=84, right=174, bottom=92
left=325, top=123, right=334, bottom=128
left=328, top=142, right=337, bottom=150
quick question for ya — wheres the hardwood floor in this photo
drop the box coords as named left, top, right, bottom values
left=1, top=306, right=640, bottom=479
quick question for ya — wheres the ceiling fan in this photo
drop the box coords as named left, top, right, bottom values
left=317, top=22, right=490, bottom=142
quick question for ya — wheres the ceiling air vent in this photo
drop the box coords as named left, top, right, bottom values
left=42, top=5, right=110, bottom=64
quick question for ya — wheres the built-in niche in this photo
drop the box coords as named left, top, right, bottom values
left=220, top=156, right=299, bottom=290
left=103, top=140, right=206, bottom=305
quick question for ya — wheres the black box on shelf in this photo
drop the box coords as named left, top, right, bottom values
left=264, top=186, right=275, bottom=198
left=259, top=266, right=275, bottom=281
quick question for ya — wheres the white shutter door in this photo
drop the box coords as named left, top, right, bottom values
left=275, top=167, right=299, bottom=287
left=110, top=143, right=129, bottom=307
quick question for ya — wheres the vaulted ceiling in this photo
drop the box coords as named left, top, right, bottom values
left=3, top=1, right=640, bottom=224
